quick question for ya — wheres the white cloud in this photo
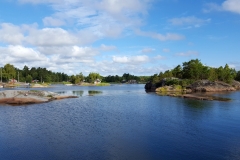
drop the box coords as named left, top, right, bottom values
left=112, top=55, right=149, bottom=64
left=175, top=51, right=199, bottom=57
left=141, top=48, right=155, bottom=53
left=222, top=0, right=240, bottom=14
left=136, top=30, right=185, bottom=41
left=18, top=0, right=151, bottom=40
left=169, top=16, right=211, bottom=27
left=100, top=44, right=117, bottom=51
left=26, top=28, right=80, bottom=46
left=154, top=55, right=165, bottom=60
left=204, top=0, right=240, bottom=14
left=0, top=45, right=47, bottom=66
left=77, top=60, right=169, bottom=76
left=37, top=46, right=98, bottom=63
left=43, top=17, right=66, bottom=26
left=18, top=0, right=58, bottom=4
left=0, top=23, right=24, bottom=44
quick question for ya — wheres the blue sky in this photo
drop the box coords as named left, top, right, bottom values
left=0, top=0, right=240, bottom=76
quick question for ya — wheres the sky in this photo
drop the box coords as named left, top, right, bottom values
left=0, top=0, right=240, bottom=76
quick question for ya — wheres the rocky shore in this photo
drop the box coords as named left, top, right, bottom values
left=145, top=80, right=240, bottom=101
left=188, top=80, right=238, bottom=92
left=0, top=90, right=78, bottom=105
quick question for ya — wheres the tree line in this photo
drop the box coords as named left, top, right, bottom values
left=0, top=63, right=147, bottom=84
left=0, top=64, right=69, bottom=83
left=150, top=59, right=240, bottom=87
left=2, top=59, right=238, bottom=84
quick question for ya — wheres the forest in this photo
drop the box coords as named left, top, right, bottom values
left=0, top=64, right=149, bottom=84
left=1, top=59, right=240, bottom=84
left=149, top=59, right=240, bottom=87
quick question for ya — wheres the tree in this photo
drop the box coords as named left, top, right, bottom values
left=172, top=65, right=182, bottom=79
left=87, top=72, right=101, bottom=83
left=2, top=64, right=16, bottom=81
left=26, top=74, right=32, bottom=83
left=208, top=68, right=218, bottom=82
left=236, top=71, right=240, bottom=81
left=222, top=64, right=235, bottom=83
left=182, top=59, right=204, bottom=80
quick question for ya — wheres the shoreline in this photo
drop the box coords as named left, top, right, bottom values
left=0, top=90, right=78, bottom=105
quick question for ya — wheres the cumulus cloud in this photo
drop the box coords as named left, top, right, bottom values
left=175, top=51, right=199, bottom=57
left=26, top=28, right=80, bottom=46
left=204, top=0, right=240, bottom=14
left=18, top=0, right=151, bottom=39
left=112, top=55, right=149, bottom=64
left=38, top=46, right=98, bottom=63
left=222, top=0, right=240, bottom=14
left=76, top=61, right=169, bottom=76
left=0, top=23, right=24, bottom=44
left=43, top=17, right=66, bottom=26
left=169, top=16, right=211, bottom=27
left=0, top=45, right=47, bottom=66
left=1, top=0, right=185, bottom=76
left=136, top=30, right=185, bottom=41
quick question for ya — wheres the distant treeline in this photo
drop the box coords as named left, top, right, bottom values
left=0, top=64, right=69, bottom=83
left=149, top=59, right=240, bottom=87
left=1, top=59, right=239, bottom=84
left=0, top=64, right=149, bottom=83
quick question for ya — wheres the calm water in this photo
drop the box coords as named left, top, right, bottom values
left=0, top=84, right=240, bottom=160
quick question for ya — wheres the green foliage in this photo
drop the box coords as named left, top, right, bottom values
left=208, top=68, right=218, bottom=82
left=95, top=83, right=110, bottom=86
left=182, top=59, right=205, bottom=80
left=217, top=64, right=235, bottom=83
left=173, top=85, right=182, bottom=91
left=26, top=75, right=32, bottom=83
left=172, top=65, right=182, bottom=79
left=236, top=71, right=240, bottom=81
left=150, top=59, right=238, bottom=85
left=165, top=79, right=180, bottom=86
left=70, top=72, right=84, bottom=84
left=2, top=64, right=16, bottom=81
left=179, top=79, right=194, bottom=88
left=1, top=63, right=69, bottom=83
left=86, top=72, right=101, bottom=83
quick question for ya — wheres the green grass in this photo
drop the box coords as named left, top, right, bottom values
left=95, top=83, right=110, bottom=86
left=62, top=81, right=72, bottom=85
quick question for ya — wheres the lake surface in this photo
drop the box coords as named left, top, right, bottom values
left=0, top=84, right=240, bottom=160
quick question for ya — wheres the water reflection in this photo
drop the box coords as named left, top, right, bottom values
left=72, top=91, right=84, bottom=96
left=1, top=85, right=240, bottom=160
left=183, top=99, right=211, bottom=109
left=88, top=90, right=102, bottom=96
left=55, top=91, right=66, bottom=94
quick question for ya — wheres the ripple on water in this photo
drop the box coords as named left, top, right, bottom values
left=0, top=85, right=240, bottom=160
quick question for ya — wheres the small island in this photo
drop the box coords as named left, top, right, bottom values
left=145, top=59, right=240, bottom=101
left=0, top=90, right=78, bottom=105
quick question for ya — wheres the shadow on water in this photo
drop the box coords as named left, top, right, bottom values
left=88, top=90, right=102, bottom=96
left=182, top=99, right=211, bottom=109
left=72, top=91, right=84, bottom=96
left=55, top=91, right=66, bottom=94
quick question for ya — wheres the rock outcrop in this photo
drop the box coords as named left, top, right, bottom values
left=0, top=90, right=78, bottom=105
left=188, top=80, right=236, bottom=92
left=232, top=80, right=240, bottom=90
left=144, top=81, right=156, bottom=92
